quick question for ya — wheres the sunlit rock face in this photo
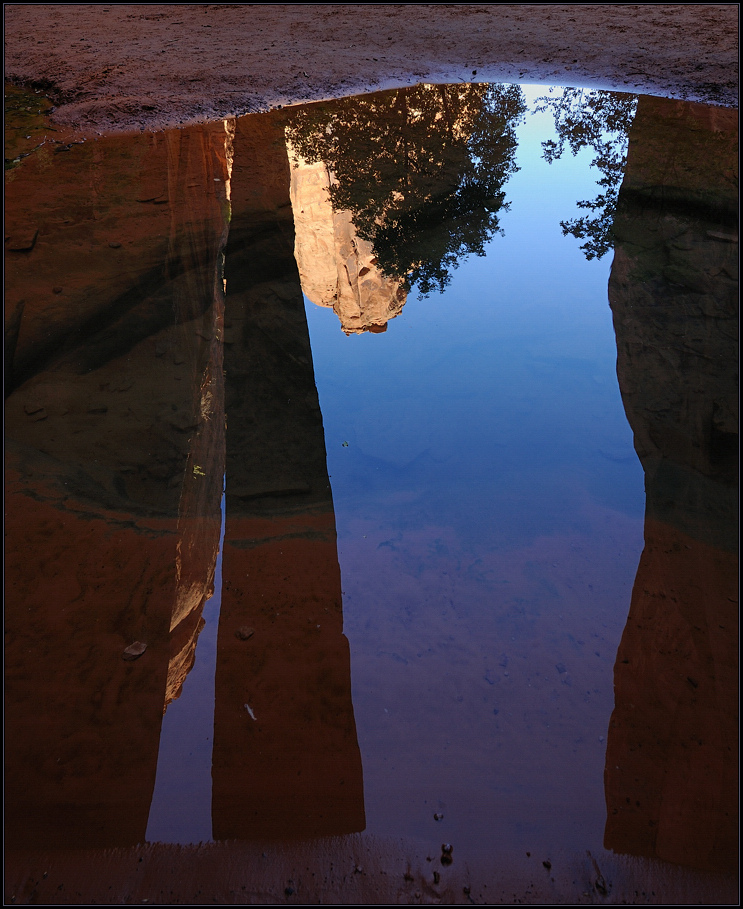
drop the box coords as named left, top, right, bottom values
left=605, top=96, right=738, bottom=873
left=5, top=117, right=230, bottom=846
left=288, top=146, right=406, bottom=334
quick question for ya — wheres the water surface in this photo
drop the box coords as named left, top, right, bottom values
left=5, top=80, right=737, bottom=900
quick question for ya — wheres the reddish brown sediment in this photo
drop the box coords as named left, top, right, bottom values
left=3, top=4, right=738, bottom=139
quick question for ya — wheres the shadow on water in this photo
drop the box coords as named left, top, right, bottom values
left=4, top=80, right=737, bottom=899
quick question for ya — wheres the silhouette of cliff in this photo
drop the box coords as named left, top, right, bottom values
left=211, top=111, right=365, bottom=839
left=605, top=95, right=738, bottom=873
left=5, top=118, right=230, bottom=846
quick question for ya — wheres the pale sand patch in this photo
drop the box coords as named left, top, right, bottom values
left=4, top=4, right=738, bottom=136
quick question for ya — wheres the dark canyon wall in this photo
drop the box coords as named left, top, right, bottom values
left=5, top=103, right=363, bottom=848
left=605, top=96, right=738, bottom=873
left=5, top=120, right=230, bottom=846
left=211, top=112, right=365, bottom=839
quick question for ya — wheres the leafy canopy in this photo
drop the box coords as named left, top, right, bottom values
left=285, top=83, right=526, bottom=295
left=534, top=88, right=638, bottom=260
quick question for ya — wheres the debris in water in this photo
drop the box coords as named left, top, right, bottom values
left=588, top=851, right=609, bottom=895
left=122, top=641, right=147, bottom=661
left=236, top=626, right=255, bottom=640
left=441, top=843, right=453, bottom=866
left=244, top=703, right=257, bottom=721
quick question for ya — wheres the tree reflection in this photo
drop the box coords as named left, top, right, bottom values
left=534, top=88, right=638, bottom=259
left=284, top=83, right=526, bottom=296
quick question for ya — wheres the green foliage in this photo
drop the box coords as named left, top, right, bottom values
left=285, top=83, right=526, bottom=295
left=534, top=88, right=638, bottom=259
left=4, top=82, right=54, bottom=172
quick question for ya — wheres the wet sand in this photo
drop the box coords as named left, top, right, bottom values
left=4, top=5, right=739, bottom=906
left=5, top=835, right=739, bottom=905
left=4, top=4, right=738, bottom=139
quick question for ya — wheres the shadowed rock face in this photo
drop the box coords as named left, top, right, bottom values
left=605, top=96, right=738, bottom=872
left=5, top=118, right=230, bottom=847
left=5, top=103, right=364, bottom=847
left=212, top=112, right=365, bottom=840
left=5, top=99, right=364, bottom=848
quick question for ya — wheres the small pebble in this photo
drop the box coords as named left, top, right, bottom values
left=122, top=641, right=146, bottom=661
left=236, top=626, right=255, bottom=640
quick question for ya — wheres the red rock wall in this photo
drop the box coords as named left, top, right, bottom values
left=605, top=96, right=738, bottom=872
left=5, top=119, right=230, bottom=847
left=211, top=112, right=365, bottom=839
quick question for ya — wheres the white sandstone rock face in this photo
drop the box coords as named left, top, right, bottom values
left=288, top=143, right=406, bottom=335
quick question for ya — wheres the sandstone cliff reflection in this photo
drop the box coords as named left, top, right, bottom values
left=213, top=112, right=364, bottom=838
left=5, top=116, right=233, bottom=846
left=4, top=101, right=364, bottom=847
left=534, top=95, right=738, bottom=872
left=604, top=95, right=738, bottom=873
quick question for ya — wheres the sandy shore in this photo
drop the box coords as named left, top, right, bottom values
left=4, top=4, right=739, bottom=136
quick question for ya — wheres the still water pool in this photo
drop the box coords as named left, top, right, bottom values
left=5, top=81, right=737, bottom=902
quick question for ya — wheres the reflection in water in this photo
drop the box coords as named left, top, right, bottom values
left=285, top=83, right=526, bottom=297
left=212, top=112, right=364, bottom=838
left=146, top=484, right=226, bottom=844
left=4, top=81, right=737, bottom=896
left=5, top=117, right=231, bottom=847
left=288, top=145, right=408, bottom=335
left=604, top=96, right=738, bottom=873
left=535, top=88, right=638, bottom=260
